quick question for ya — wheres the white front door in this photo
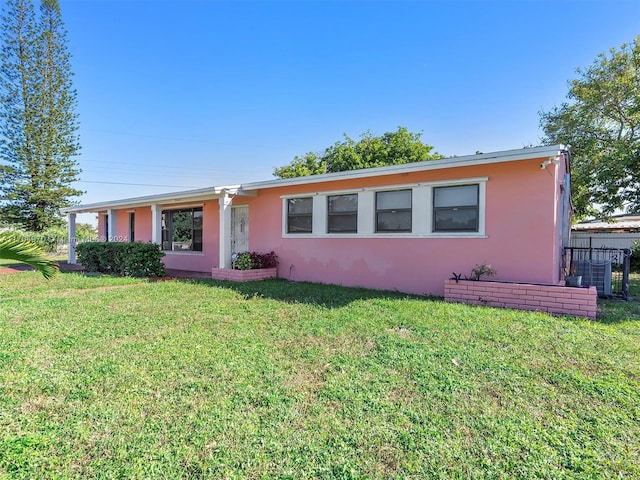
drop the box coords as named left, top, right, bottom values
left=231, top=205, right=249, bottom=254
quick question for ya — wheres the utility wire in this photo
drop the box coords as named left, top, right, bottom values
left=77, top=180, right=201, bottom=188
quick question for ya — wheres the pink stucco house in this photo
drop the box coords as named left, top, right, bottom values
left=65, top=145, right=590, bottom=314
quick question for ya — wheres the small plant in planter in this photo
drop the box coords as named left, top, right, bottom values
left=565, top=262, right=582, bottom=287
left=232, top=251, right=278, bottom=270
left=233, top=252, right=254, bottom=270
left=470, top=263, right=497, bottom=281
left=451, top=263, right=496, bottom=282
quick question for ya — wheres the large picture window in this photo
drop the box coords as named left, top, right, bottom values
left=162, top=207, right=203, bottom=251
left=376, top=190, right=412, bottom=232
left=433, top=184, right=479, bottom=232
left=328, top=194, right=358, bottom=233
left=287, top=198, right=313, bottom=233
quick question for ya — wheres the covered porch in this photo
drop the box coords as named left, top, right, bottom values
left=63, top=185, right=256, bottom=272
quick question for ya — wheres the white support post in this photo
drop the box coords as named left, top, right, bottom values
left=67, top=213, right=77, bottom=264
left=219, top=194, right=233, bottom=269
left=107, top=209, right=117, bottom=241
left=151, top=204, right=162, bottom=246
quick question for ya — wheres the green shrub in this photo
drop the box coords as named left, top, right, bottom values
left=233, top=251, right=278, bottom=270
left=77, top=242, right=165, bottom=277
left=233, top=252, right=253, bottom=270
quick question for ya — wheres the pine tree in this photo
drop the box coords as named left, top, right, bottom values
left=0, top=0, right=81, bottom=232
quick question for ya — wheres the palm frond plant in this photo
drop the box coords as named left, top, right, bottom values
left=0, top=232, right=59, bottom=279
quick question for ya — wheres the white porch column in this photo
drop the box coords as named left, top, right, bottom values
left=107, top=209, right=117, bottom=241
left=67, top=213, right=77, bottom=264
left=151, top=204, right=162, bottom=246
left=219, top=194, right=233, bottom=269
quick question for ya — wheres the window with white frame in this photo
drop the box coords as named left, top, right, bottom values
left=282, top=179, right=485, bottom=238
left=162, top=207, right=203, bottom=251
left=328, top=194, right=358, bottom=233
left=376, top=189, right=412, bottom=232
left=432, top=184, right=479, bottom=232
left=287, top=197, right=313, bottom=233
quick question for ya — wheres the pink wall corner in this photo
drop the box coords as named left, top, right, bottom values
left=553, top=151, right=570, bottom=284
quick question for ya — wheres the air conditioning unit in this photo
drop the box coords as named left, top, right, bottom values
left=575, top=260, right=612, bottom=296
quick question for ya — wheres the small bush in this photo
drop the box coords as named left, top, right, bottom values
left=77, top=242, right=165, bottom=277
left=471, top=263, right=496, bottom=280
left=250, top=251, right=279, bottom=269
left=234, top=252, right=253, bottom=270
left=233, top=251, right=278, bottom=270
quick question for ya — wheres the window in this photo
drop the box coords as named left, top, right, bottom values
left=433, top=184, right=479, bottom=232
left=328, top=194, right=358, bottom=233
left=287, top=198, right=313, bottom=233
left=376, top=190, right=412, bottom=232
left=129, top=212, right=135, bottom=242
left=162, top=207, right=203, bottom=251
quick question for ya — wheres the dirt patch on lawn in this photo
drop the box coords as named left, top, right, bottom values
left=0, top=264, right=36, bottom=274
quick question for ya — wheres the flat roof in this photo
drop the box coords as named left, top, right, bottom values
left=240, top=144, right=567, bottom=191
left=64, top=144, right=567, bottom=213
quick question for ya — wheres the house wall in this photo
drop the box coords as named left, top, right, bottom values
left=132, top=207, right=153, bottom=243
left=241, top=156, right=563, bottom=296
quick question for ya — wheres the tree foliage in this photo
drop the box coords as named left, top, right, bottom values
left=274, top=127, right=442, bottom=178
left=0, top=0, right=82, bottom=232
left=0, top=231, right=58, bottom=278
left=540, top=37, right=640, bottom=218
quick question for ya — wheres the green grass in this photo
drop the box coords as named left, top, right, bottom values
left=0, top=272, right=638, bottom=479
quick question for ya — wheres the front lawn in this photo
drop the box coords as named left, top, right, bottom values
left=0, top=273, right=638, bottom=479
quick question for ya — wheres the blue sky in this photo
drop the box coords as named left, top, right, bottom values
left=61, top=0, right=640, bottom=217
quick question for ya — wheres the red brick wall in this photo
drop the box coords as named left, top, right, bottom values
left=444, top=279, right=597, bottom=319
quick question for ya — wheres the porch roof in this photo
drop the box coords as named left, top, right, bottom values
left=62, top=185, right=241, bottom=214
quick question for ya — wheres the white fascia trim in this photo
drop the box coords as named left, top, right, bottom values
left=243, top=145, right=565, bottom=192
left=62, top=185, right=241, bottom=214
left=279, top=177, right=489, bottom=199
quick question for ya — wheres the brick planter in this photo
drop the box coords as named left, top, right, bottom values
left=211, top=267, right=277, bottom=282
left=444, top=279, right=597, bottom=319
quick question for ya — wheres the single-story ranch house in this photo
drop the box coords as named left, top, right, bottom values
left=65, top=145, right=597, bottom=317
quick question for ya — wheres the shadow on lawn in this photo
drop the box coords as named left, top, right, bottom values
left=185, top=276, right=640, bottom=322
left=184, top=277, right=427, bottom=309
